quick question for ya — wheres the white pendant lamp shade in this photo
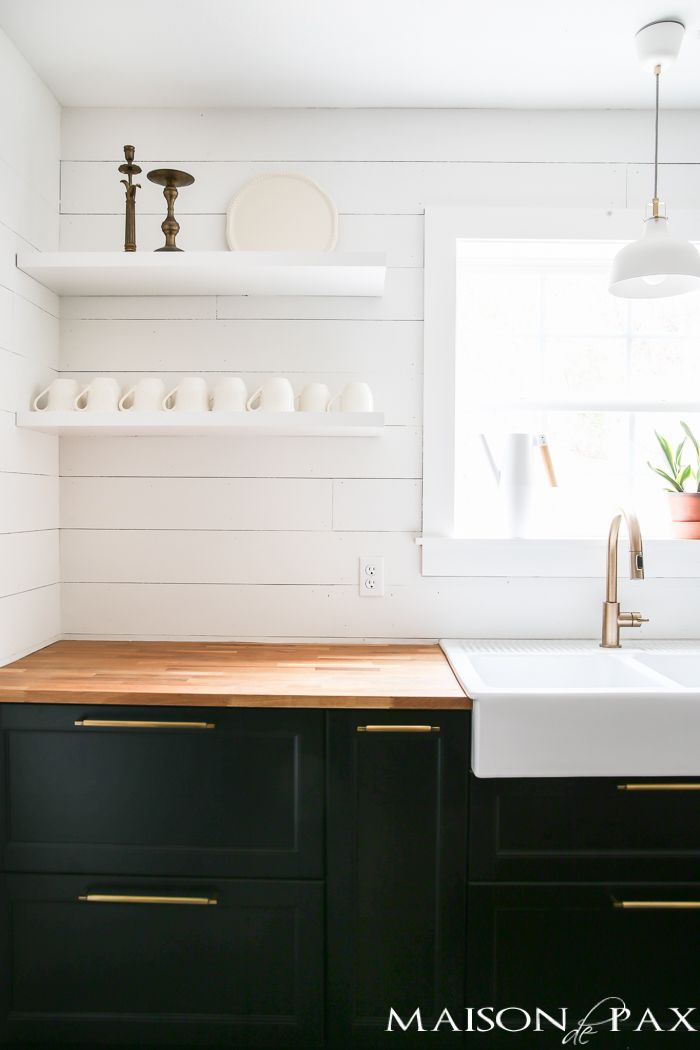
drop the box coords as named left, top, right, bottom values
left=609, top=19, right=699, bottom=300
left=609, top=217, right=700, bottom=299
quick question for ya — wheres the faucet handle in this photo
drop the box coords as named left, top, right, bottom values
left=619, top=611, right=649, bottom=628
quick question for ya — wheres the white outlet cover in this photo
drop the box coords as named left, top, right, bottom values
left=359, top=556, right=384, bottom=597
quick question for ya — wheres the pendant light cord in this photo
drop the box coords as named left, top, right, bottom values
left=653, top=64, right=661, bottom=203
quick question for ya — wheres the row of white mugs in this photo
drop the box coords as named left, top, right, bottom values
left=32, top=376, right=375, bottom=414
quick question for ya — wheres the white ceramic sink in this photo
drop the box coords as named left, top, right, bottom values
left=455, top=651, right=665, bottom=694
left=440, top=641, right=700, bottom=779
left=634, top=653, right=700, bottom=689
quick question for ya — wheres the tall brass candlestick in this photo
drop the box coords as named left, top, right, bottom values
left=147, top=168, right=195, bottom=252
left=118, top=145, right=141, bottom=252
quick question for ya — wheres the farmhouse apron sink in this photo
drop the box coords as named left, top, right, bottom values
left=440, top=640, right=700, bottom=779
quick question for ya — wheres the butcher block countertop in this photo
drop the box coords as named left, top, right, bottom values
left=0, top=641, right=470, bottom=709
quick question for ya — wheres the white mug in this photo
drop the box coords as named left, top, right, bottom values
left=246, top=377, right=295, bottom=413
left=211, top=377, right=247, bottom=412
left=74, top=377, right=121, bottom=412
left=33, top=378, right=80, bottom=412
left=327, top=381, right=374, bottom=413
left=119, top=377, right=166, bottom=412
left=163, top=377, right=210, bottom=412
left=295, top=383, right=332, bottom=413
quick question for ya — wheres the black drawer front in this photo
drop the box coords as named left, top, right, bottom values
left=0, top=705, right=324, bottom=877
left=470, top=776, right=700, bottom=881
left=468, top=883, right=700, bottom=1047
left=0, top=873, right=323, bottom=1046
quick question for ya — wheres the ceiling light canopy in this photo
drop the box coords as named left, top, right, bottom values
left=609, top=19, right=700, bottom=300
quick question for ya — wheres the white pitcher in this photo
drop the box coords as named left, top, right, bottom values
left=480, top=433, right=534, bottom=538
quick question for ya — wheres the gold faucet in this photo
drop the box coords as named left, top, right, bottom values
left=601, top=509, right=649, bottom=648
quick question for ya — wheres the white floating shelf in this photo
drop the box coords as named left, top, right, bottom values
left=16, top=410, right=384, bottom=438
left=16, top=250, right=386, bottom=297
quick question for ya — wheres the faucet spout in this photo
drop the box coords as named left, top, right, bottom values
left=601, top=508, right=648, bottom=648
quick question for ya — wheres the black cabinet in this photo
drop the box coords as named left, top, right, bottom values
left=1, top=705, right=324, bottom=878
left=468, top=884, right=700, bottom=1047
left=470, top=774, right=700, bottom=881
left=1, top=873, right=323, bottom=1046
left=0, top=702, right=470, bottom=1048
left=327, top=711, right=469, bottom=1046
left=469, top=773, right=700, bottom=1047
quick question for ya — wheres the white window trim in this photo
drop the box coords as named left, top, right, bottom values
left=421, top=204, right=700, bottom=578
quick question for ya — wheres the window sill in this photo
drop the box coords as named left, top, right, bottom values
left=419, top=536, right=700, bottom=579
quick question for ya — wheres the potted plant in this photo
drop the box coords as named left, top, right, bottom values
left=648, top=421, right=700, bottom=538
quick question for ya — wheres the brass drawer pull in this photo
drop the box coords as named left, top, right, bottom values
left=615, top=900, right=700, bottom=910
left=78, top=894, right=217, bottom=906
left=617, top=783, right=700, bottom=791
left=357, top=725, right=440, bottom=733
left=74, top=719, right=215, bottom=729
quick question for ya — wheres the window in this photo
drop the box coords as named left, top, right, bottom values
left=422, top=207, right=700, bottom=577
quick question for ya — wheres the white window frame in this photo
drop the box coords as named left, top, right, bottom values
left=421, top=204, right=700, bottom=578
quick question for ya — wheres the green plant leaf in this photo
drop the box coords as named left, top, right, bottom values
left=681, top=421, right=700, bottom=465
left=647, top=462, right=685, bottom=493
left=655, top=431, right=677, bottom=474
left=675, top=439, right=687, bottom=472
left=678, top=464, right=693, bottom=490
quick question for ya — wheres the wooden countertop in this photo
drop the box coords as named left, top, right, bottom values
left=0, top=641, right=470, bottom=709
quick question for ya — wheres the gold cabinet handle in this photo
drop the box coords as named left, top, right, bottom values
left=74, top=719, right=215, bottom=729
left=617, top=783, right=700, bottom=791
left=357, top=725, right=440, bottom=733
left=615, top=900, right=700, bottom=910
left=78, top=894, right=217, bottom=906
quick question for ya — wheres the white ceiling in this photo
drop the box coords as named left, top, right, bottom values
left=0, top=0, right=699, bottom=109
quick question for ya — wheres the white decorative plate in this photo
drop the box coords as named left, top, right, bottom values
left=226, top=173, right=338, bottom=251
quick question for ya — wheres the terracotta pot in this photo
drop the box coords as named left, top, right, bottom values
left=668, top=492, right=700, bottom=539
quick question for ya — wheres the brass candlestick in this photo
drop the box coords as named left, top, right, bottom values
left=147, top=168, right=195, bottom=252
left=118, top=145, right=141, bottom=252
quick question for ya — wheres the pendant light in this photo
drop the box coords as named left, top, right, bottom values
left=609, top=19, right=700, bottom=299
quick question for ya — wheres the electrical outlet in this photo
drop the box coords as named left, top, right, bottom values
left=359, top=556, right=384, bottom=597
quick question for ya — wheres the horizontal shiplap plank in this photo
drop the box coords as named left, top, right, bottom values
left=61, top=476, right=332, bottom=530
left=0, top=346, right=55, bottom=413
left=627, top=164, right=700, bottom=209
left=61, top=529, right=419, bottom=585
left=215, top=267, right=421, bottom=321
left=59, top=427, right=421, bottom=479
left=61, top=296, right=218, bottom=321
left=58, top=579, right=593, bottom=638
left=0, top=347, right=56, bottom=414
left=0, top=410, right=58, bottom=475
left=60, top=318, right=422, bottom=372
left=60, top=160, right=626, bottom=215
left=333, top=479, right=421, bottom=531
left=0, top=154, right=58, bottom=251
left=0, top=530, right=60, bottom=598
left=0, top=287, right=59, bottom=365
left=61, top=108, right=700, bottom=164
left=59, top=213, right=424, bottom=266
left=0, top=584, right=60, bottom=667
left=0, top=473, right=59, bottom=533
left=60, top=576, right=700, bottom=641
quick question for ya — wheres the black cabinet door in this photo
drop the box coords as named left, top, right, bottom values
left=468, top=884, right=700, bottom=1048
left=470, top=775, right=700, bottom=881
left=0, top=704, right=323, bottom=877
left=0, top=872, right=323, bottom=1046
left=327, top=711, right=469, bottom=1047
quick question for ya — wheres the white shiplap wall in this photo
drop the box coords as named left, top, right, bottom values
left=58, top=108, right=700, bottom=640
left=0, top=28, right=60, bottom=664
